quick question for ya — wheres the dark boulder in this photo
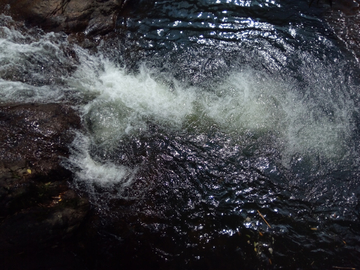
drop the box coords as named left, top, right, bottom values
left=0, top=103, right=90, bottom=268
left=0, top=0, right=126, bottom=35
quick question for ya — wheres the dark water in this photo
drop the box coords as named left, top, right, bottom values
left=1, top=0, right=360, bottom=269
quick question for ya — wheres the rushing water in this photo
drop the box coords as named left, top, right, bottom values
left=1, top=0, right=360, bottom=269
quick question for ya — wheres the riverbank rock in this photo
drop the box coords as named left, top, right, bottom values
left=0, top=0, right=126, bottom=35
left=0, top=103, right=90, bottom=267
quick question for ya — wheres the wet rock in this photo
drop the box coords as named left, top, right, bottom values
left=0, top=103, right=89, bottom=267
left=0, top=103, right=80, bottom=176
left=0, top=0, right=126, bottom=35
left=0, top=188, right=89, bottom=250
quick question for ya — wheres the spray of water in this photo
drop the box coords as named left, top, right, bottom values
left=0, top=15, right=357, bottom=194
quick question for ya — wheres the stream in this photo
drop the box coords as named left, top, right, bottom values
left=1, top=0, right=360, bottom=269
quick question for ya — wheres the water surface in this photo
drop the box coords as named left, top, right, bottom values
left=1, top=0, right=360, bottom=269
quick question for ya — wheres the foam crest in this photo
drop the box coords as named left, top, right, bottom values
left=201, top=70, right=354, bottom=163
left=64, top=133, right=137, bottom=190
left=76, top=61, right=355, bottom=171
left=0, top=79, right=62, bottom=103
left=80, top=61, right=197, bottom=146
left=0, top=23, right=77, bottom=103
left=201, top=71, right=288, bottom=132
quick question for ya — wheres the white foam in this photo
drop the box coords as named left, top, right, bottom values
left=0, top=21, right=356, bottom=189
left=0, top=24, right=76, bottom=103
left=64, top=132, right=138, bottom=192
left=76, top=61, right=197, bottom=147
left=0, top=79, right=61, bottom=102
left=71, top=57, right=355, bottom=174
left=201, top=70, right=355, bottom=164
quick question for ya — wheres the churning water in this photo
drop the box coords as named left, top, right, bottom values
left=1, top=0, right=360, bottom=268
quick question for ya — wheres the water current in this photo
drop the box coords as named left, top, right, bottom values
left=1, top=0, right=360, bottom=268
